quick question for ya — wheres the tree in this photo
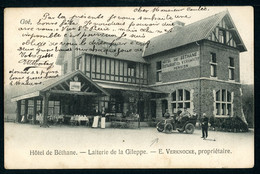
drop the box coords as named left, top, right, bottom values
left=242, top=84, right=254, bottom=128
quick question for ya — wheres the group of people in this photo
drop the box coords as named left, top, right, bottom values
left=92, top=106, right=107, bottom=129
left=20, top=111, right=43, bottom=124
left=163, top=107, right=193, bottom=124
left=163, top=107, right=209, bottom=140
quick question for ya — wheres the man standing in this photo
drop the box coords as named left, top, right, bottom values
left=201, top=113, right=209, bottom=139
left=101, top=106, right=106, bottom=129
left=92, top=106, right=101, bottom=128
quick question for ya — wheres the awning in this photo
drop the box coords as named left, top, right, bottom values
left=96, top=81, right=168, bottom=94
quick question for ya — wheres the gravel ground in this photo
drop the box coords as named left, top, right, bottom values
left=4, top=122, right=254, bottom=169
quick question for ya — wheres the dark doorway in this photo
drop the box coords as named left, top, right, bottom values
left=138, top=101, right=145, bottom=121
left=150, top=101, right=156, bottom=119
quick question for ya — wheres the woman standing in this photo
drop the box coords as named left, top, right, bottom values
left=101, top=106, right=106, bottom=129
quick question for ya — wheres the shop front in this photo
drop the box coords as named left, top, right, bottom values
left=12, top=70, right=167, bottom=127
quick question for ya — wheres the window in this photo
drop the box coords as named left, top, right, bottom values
left=109, top=97, right=123, bottom=113
left=229, top=57, right=234, bottom=67
left=82, top=54, right=147, bottom=85
left=28, top=100, right=34, bottom=115
left=144, top=65, right=148, bottom=84
left=98, top=96, right=110, bottom=110
left=110, top=59, right=114, bottom=80
left=106, top=59, right=110, bottom=80
left=218, top=29, right=226, bottom=44
left=139, top=64, right=144, bottom=84
left=20, top=100, right=25, bottom=115
left=171, top=89, right=191, bottom=113
left=215, top=90, right=233, bottom=116
left=76, top=57, right=82, bottom=70
left=91, top=55, right=96, bottom=78
left=96, top=57, right=101, bottom=79
left=86, top=56, right=91, bottom=78
left=210, top=53, right=217, bottom=77
left=48, top=101, right=60, bottom=116
left=37, top=100, right=42, bottom=112
left=120, top=61, right=124, bottom=82
left=128, top=62, right=136, bottom=83
left=229, top=57, right=235, bottom=80
left=115, top=60, right=119, bottom=81
left=207, top=18, right=237, bottom=48
left=124, top=62, right=128, bottom=82
left=101, top=58, right=106, bottom=80
left=156, top=61, right=162, bottom=82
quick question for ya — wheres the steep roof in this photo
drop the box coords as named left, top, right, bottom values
left=143, top=10, right=247, bottom=57
left=56, top=10, right=247, bottom=64
left=11, top=70, right=109, bottom=101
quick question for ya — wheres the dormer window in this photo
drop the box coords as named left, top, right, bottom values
left=207, top=18, right=239, bottom=49
left=218, top=29, right=226, bottom=44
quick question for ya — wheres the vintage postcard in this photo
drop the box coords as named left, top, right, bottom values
left=4, top=6, right=254, bottom=169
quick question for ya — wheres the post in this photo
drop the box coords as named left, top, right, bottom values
left=33, top=98, right=37, bottom=124
left=24, top=99, right=28, bottom=122
left=41, top=92, right=50, bottom=127
left=16, top=100, right=21, bottom=123
left=138, top=62, right=141, bottom=128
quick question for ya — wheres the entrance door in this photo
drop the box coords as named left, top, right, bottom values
left=137, top=101, right=145, bottom=121
left=150, top=101, right=156, bottom=119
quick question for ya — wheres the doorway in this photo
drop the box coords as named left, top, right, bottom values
left=150, top=101, right=156, bottom=119
left=137, top=101, right=145, bottom=121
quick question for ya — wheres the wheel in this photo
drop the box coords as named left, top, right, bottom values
left=156, top=121, right=164, bottom=132
left=164, top=123, right=173, bottom=134
left=185, top=123, right=195, bottom=134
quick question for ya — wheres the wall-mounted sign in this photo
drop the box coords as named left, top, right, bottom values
left=162, top=51, right=200, bottom=72
left=70, top=82, right=81, bottom=91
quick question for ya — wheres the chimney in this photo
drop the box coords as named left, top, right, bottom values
left=172, top=21, right=185, bottom=31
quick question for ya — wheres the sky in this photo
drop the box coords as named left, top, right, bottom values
left=4, top=6, right=254, bottom=85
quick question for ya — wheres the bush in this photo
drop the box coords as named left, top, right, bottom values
left=210, top=117, right=248, bottom=132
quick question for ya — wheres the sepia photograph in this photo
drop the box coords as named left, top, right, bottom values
left=4, top=6, right=254, bottom=169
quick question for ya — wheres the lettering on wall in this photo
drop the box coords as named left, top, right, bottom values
left=162, top=51, right=200, bottom=72
left=70, top=82, right=81, bottom=91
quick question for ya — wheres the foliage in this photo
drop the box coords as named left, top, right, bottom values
left=209, top=116, right=248, bottom=132
left=242, top=84, right=254, bottom=128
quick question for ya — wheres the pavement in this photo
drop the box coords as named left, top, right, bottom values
left=4, top=122, right=254, bottom=169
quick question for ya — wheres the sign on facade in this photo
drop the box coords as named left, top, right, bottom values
left=162, top=51, right=200, bottom=72
left=70, top=82, right=81, bottom=91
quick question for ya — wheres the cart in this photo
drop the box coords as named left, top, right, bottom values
left=156, top=114, right=198, bottom=134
